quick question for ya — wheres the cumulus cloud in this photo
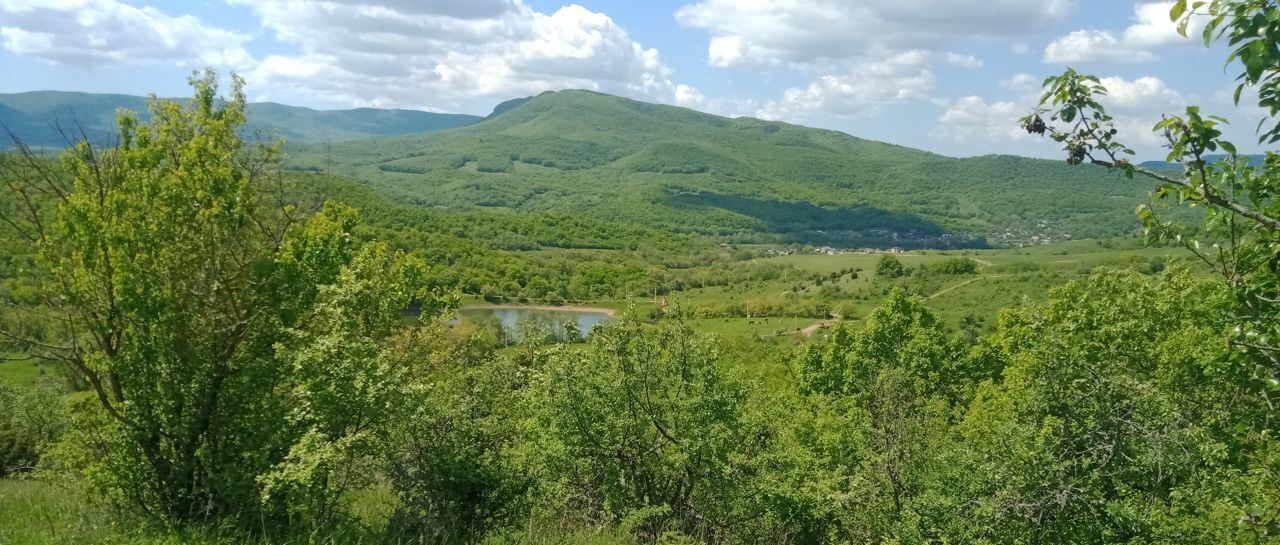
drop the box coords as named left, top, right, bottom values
left=937, top=75, right=1187, bottom=154
left=232, top=1, right=701, bottom=111
left=936, top=96, right=1029, bottom=142
left=0, top=0, right=251, bottom=67
left=677, top=0, right=1069, bottom=124
left=1044, top=2, right=1201, bottom=64
left=676, top=0, right=1075, bottom=70
left=756, top=50, right=936, bottom=120
left=1, top=0, right=702, bottom=112
left=1000, top=73, right=1041, bottom=93
left=945, top=53, right=984, bottom=69
left=1098, top=75, right=1183, bottom=108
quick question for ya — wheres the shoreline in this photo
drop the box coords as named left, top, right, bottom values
left=458, top=304, right=618, bottom=317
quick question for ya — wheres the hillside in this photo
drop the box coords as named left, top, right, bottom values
left=0, top=91, right=482, bottom=147
left=286, top=90, right=1153, bottom=247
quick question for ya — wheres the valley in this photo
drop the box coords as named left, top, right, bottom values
left=0, top=29, right=1271, bottom=542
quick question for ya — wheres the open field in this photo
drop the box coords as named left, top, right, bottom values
left=668, top=240, right=1197, bottom=339
left=0, top=356, right=43, bottom=388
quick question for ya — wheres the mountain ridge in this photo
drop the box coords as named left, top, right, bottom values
left=0, top=90, right=484, bottom=147
left=284, top=89, right=1151, bottom=247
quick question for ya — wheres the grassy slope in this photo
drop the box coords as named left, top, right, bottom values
left=0, top=91, right=482, bottom=147
left=285, top=90, right=1153, bottom=245
left=672, top=240, right=1195, bottom=341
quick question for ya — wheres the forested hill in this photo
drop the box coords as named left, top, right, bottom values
left=286, top=89, right=1153, bottom=247
left=0, top=91, right=482, bottom=147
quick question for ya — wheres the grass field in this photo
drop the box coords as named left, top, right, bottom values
left=668, top=240, right=1199, bottom=339
left=0, top=356, right=44, bottom=387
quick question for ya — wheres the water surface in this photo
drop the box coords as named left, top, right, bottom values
left=455, top=306, right=613, bottom=342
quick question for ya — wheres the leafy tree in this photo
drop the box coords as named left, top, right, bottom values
left=953, top=271, right=1265, bottom=543
left=0, top=71, right=439, bottom=527
left=527, top=317, right=756, bottom=541
left=875, top=254, right=907, bottom=279
left=1022, top=1, right=1280, bottom=535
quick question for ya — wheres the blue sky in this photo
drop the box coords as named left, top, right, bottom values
left=0, top=0, right=1263, bottom=159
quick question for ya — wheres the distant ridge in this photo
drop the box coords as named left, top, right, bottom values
left=0, top=90, right=483, bottom=147
left=1138, top=154, right=1267, bottom=171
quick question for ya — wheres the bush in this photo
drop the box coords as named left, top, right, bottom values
left=875, top=255, right=907, bottom=278
left=925, top=257, right=979, bottom=275
left=527, top=318, right=756, bottom=540
left=0, top=381, right=64, bottom=476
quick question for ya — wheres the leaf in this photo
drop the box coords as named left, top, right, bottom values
left=1170, top=0, right=1187, bottom=23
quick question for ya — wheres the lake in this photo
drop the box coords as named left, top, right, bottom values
left=454, top=305, right=614, bottom=343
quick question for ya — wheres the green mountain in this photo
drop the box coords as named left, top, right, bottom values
left=0, top=91, right=482, bottom=147
left=286, top=90, right=1151, bottom=247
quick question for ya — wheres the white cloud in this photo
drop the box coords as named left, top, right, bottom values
left=676, top=0, right=1076, bottom=70
left=1044, top=30, right=1150, bottom=64
left=936, top=96, right=1029, bottom=142
left=1, top=0, right=702, bottom=113
left=757, top=50, right=935, bottom=120
left=707, top=35, right=747, bottom=68
left=1000, top=73, right=1041, bottom=93
left=232, top=1, right=701, bottom=110
left=0, top=0, right=251, bottom=67
left=677, top=0, right=1070, bottom=125
left=1043, top=2, right=1200, bottom=64
left=936, top=75, right=1187, bottom=155
left=945, top=53, right=984, bottom=69
left=1098, top=75, right=1183, bottom=108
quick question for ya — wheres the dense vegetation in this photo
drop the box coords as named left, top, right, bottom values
left=3, top=3, right=1280, bottom=542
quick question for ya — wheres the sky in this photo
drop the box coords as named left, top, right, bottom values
left=0, top=0, right=1268, bottom=159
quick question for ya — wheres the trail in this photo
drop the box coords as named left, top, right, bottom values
left=927, top=274, right=1010, bottom=300
left=798, top=313, right=843, bottom=338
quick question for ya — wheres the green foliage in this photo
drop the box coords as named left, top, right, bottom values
left=0, top=72, right=441, bottom=529
left=1176, top=0, right=1280, bottom=143
left=383, top=348, right=531, bottom=542
left=0, top=381, right=64, bottom=476
left=955, top=271, right=1271, bottom=543
left=924, top=257, right=979, bottom=275
left=526, top=318, right=756, bottom=541
left=874, top=254, right=908, bottom=278
left=1025, top=4, right=1280, bottom=535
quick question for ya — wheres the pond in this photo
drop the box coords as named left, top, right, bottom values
left=454, top=305, right=614, bottom=343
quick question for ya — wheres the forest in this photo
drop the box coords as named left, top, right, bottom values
left=2, top=1, right=1280, bottom=544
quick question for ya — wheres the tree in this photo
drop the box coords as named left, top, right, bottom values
left=1021, top=1, right=1280, bottom=536
left=528, top=317, right=754, bottom=541
left=0, top=71, right=439, bottom=526
left=875, top=254, right=907, bottom=279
